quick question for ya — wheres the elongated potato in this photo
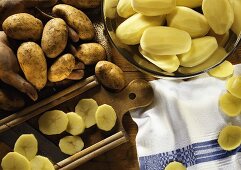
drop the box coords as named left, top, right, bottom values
left=62, top=0, right=101, bottom=9
left=140, top=26, right=192, bottom=55
left=117, top=0, right=136, bottom=18
left=229, top=0, right=241, bottom=35
left=48, top=54, right=75, bottom=82
left=52, top=4, right=95, bottom=40
left=2, top=13, right=43, bottom=41
left=167, top=7, right=210, bottom=38
left=17, top=42, right=47, bottom=90
left=41, top=18, right=68, bottom=58
left=202, top=0, right=234, bottom=35
left=75, top=43, right=106, bottom=65
left=95, top=61, right=126, bottom=91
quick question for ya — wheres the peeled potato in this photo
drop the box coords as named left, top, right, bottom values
left=95, top=104, right=117, bottom=131
left=14, top=134, right=38, bottom=160
left=218, top=125, right=241, bottom=151
left=226, top=76, right=241, bottom=99
left=139, top=47, right=180, bottom=73
left=59, top=136, right=84, bottom=155
left=66, top=112, right=85, bottom=135
left=164, top=161, right=186, bottom=170
left=30, top=155, right=54, bottom=170
left=208, top=61, right=234, bottom=78
left=140, top=26, right=192, bottom=56
left=75, top=99, right=98, bottom=128
left=219, top=92, right=241, bottom=117
left=1, top=152, right=31, bottom=170
left=229, top=0, right=241, bottom=36
left=38, top=110, right=68, bottom=135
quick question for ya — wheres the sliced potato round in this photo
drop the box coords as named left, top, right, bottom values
left=59, top=136, right=84, bottom=155
left=75, top=99, right=98, bottom=128
left=30, top=155, right=54, bottom=170
left=38, top=110, right=68, bottom=135
left=208, top=61, right=234, bottom=78
left=95, top=104, right=117, bottom=131
left=1, top=152, right=31, bottom=170
left=66, top=112, right=85, bottom=135
left=218, top=125, right=241, bottom=151
left=14, top=134, right=38, bottom=160
left=219, top=92, right=241, bottom=117
left=164, top=161, right=186, bottom=170
left=226, top=76, right=241, bottom=99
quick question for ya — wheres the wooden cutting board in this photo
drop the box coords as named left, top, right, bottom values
left=0, top=76, right=154, bottom=170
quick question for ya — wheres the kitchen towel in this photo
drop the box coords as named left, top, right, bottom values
left=131, top=64, right=241, bottom=170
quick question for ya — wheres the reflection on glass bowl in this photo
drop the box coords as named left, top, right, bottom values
left=102, top=0, right=241, bottom=79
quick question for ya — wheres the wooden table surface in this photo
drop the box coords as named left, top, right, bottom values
left=76, top=47, right=241, bottom=170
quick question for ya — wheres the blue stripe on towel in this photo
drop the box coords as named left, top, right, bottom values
left=139, top=139, right=241, bottom=170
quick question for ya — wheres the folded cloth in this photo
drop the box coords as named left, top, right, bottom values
left=131, top=64, right=241, bottom=170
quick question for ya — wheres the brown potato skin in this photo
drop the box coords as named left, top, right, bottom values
left=2, top=13, right=43, bottom=41
left=17, top=42, right=47, bottom=90
left=75, top=43, right=106, bottom=65
left=95, top=61, right=126, bottom=91
left=41, top=18, right=68, bottom=58
left=48, top=53, right=75, bottom=82
left=62, top=0, right=101, bottom=9
left=52, top=4, right=95, bottom=40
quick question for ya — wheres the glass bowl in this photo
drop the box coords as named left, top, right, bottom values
left=102, top=0, right=241, bottom=79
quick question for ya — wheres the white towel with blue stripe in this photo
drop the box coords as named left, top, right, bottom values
left=131, top=64, right=241, bottom=170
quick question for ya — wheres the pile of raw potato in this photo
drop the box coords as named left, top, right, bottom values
left=0, top=0, right=126, bottom=111
left=114, top=0, right=241, bottom=74
left=1, top=98, right=118, bottom=170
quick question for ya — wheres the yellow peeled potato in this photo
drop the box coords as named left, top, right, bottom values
left=66, top=112, right=85, bottom=135
left=104, top=0, right=118, bottom=19
left=219, top=92, right=241, bottom=117
left=218, top=125, right=241, bottom=151
left=165, top=161, right=186, bottom=170
left=140, top=47, right=180, bottom=73
left=131, top=0, right=176, bottom=16
left=178, top=47, right=227, bottom=74
left=208, top=61, right=234, bottom=78
left=229, top=0, right=241, bottom=35
left=117, top=0, right=136, bottom=18
left=226, top=76, right=241, bottom=99
left=202, top=0, right=234, bottom=35
left=140, top=26, right=192, bottom=56
left=178, top=36, right=218, bottom=67
left=116, top=14, right=165, bottom=45
left=30, top=156, right=54, bottom=170
left=167, top=6, right=210, bottom=38
left=59, top=136, right=84, bottom=155
left=176, top=0, right=203, bottom=8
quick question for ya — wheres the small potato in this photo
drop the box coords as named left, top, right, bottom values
left=95, top=61, right=126, bottom=91
left=2, top=13, right=43, bottom=41
left=52, top=4, right=95, bottom=40
left=75, top=43, right=106, bottom=65
left=62, top=0, right=101, bottom=9
left=48, top=53, right=75, bottom=82
left=17, top=42, right=47, bottom=90
left=41, top=18, right=68, bottom=58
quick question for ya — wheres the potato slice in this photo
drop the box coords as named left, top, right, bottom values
left=59, top=136, right=84, bottom=155
left=30, top=156, right=54, bottom=170
left=140, top=26, right=191, bottom=56
left=178, top=47, right=227, bottom=74
left=226, top=76, right=241, bottom=99
left=1, top=152, right=31, bottom=170
left=202, top=0, right=234, bottom=35
left=178, top=36, right=218, bottom=67
left=219, top=92, right=241, bottom=117
left=140, top=48, right=180, bottom=73
left=218, top=125, right=241, bottom=151
left=75, top=99, right=98, bottom=128
left=208, top=61, right=234, bottom=78
left=96, top=104, right=117, bottom=131
left=38, top=110, right=68, bottom=135
left=14, top=134, right=38, bottom=160
left=164, top=161, right=186, bottom=170
left=66, top=112, right=85, bottom=135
